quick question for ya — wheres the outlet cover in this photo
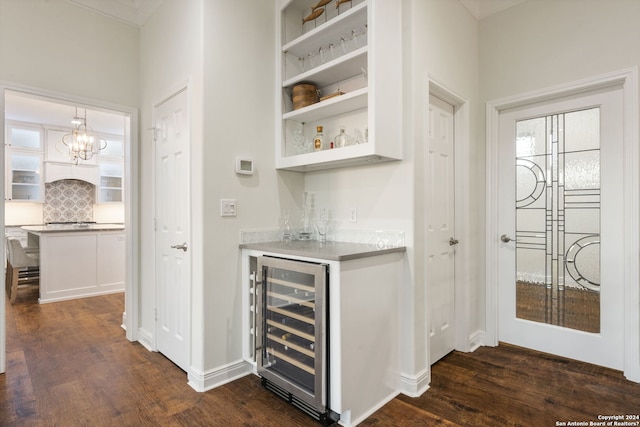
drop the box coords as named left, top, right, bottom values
left=349, top=207, right=357, bottom=223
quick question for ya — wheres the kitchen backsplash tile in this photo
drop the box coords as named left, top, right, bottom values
left=43, top=179, right=94, bottom=223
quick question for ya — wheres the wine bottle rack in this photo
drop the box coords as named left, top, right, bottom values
left=257, top=255, right=329, bottom=421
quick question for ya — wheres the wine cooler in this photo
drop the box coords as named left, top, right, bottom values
left=256, top=256, right=337, bottom=425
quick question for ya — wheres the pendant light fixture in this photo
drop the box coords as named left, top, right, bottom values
left=61, top=107, right=107, bottom=164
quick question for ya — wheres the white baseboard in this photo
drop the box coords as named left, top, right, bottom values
left=399, top=368, right=430, bottom=397
left=187, top=359, right=253, bottom=392
left=137, top=327, right=154, bottom=352
left=469, top=330, right=485, bottom=352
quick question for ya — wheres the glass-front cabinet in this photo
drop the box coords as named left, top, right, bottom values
left=7, top=152, right=43, bottom=201
left=276, top=0, right=402, bottom=171
left=8, top=124, right=43, bottom=150
left=98, top=162, right=123, bottom=203
left=6, top=122, right=44, bottom=202
left=100, top=137, right=125, bottom=158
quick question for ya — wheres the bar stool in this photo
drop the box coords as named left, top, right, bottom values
left=5, top=237, right=39, bottom=303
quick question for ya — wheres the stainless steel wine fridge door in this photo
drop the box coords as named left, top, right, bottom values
left=256, top=256, right=328, bottom=414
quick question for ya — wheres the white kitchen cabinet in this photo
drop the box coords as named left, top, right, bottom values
left=97, top=161, right=124, bottom=203
left=276, top=0, right=402, bottom=171
left=241, top=244, right=404, bottom=426
left=6, top=122, right=44, bottom=202
left=99, top=136, right=124, bottom=159
left=6, top=152, right=44, bottom=202
left=7, top=122, right=43, bottom=150
left=97, top=231, right=126, bottom=287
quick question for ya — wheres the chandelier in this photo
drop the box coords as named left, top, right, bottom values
left=61, top=108, right=107, bottom=164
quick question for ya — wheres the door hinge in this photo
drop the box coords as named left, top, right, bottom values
left=154, top=308, right=157, bottom=322
left=153, top=218, right=157, bottom=231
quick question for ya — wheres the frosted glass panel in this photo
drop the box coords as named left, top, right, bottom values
left=10, top=127, right=41, bottom=149
left=516, top=116, right=546, bottom=157
left=564, top=151, right=600, bottom=190
left=101, top=139, right=124, bottom=157
left=515, top=108, right=600, bottom=333
left=564, top=108, right=600, bottom=151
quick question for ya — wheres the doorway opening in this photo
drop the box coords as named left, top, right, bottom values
left=1, top=85, right=138, bottom=373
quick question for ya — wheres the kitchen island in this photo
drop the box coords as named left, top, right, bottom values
left=22, top=224, right=125, bottom=303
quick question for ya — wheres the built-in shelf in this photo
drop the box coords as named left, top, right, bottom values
left=276, top=0, right=402, bottom=172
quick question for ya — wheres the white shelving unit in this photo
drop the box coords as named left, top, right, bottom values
left=276, top=0, right=402, bottom=171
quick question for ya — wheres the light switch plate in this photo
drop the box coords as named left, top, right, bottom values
left=220, top=199, right=237, bottom=217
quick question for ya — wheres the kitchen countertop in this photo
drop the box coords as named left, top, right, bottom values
left=239, top=240, right=406, bottom=261
left=22, top=223, right=125, bottom=233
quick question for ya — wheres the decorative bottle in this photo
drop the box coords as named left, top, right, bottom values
left=313, top=126, right=324, bottom=151
left=334, top=126, right=348, bottom=148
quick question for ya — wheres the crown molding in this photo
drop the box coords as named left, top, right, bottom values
left=65, top=0, right=163, bottom=27
left=459, top=0, right=527, bottom=20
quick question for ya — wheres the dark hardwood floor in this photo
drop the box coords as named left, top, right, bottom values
left=2, top=291, right=638, bottom=426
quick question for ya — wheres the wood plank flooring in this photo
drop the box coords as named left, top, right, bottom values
left=2, top=291, right=638, bottom=426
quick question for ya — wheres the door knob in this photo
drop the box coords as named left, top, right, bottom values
left=449, top=237, right=459, bottom=246
left=500, top=234, right=516, bottom=243
left=171, top=242, right=188, bottom=252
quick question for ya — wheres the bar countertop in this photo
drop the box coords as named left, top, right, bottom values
left=239, top=240, right=406, bottom=261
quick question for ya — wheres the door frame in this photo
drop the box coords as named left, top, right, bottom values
left=485, top=68, right=640, bottom=382
left=428, top=78, right=473, bottom=357
left=0, top=82, right=140, bottom=373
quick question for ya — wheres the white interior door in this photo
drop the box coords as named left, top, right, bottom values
left=428, top=94, right=456, bottom=364
left=154, top=88, right=190, bottom=372
left=497, top=87, right=624, bottom=369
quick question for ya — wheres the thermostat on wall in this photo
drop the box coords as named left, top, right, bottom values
left=235, top=157, right=254, bottom=175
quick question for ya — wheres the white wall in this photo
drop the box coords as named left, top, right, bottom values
left=201, top=0, right=303, bottom=374
left=138, top=0, right=204, bottom=370
left=5, top=203, right=43, bottom=226
left=479, top=0, right=640, bottom=101
left=418, top=0, right=483, bottom=351
left=0, top=0, right=139, bottom=107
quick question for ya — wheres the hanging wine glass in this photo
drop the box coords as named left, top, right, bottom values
left=329, top=43, right=336, bottom=60
left=340, top=36, right=348, bottom=54
left=319, top=46, right=329, bottom=64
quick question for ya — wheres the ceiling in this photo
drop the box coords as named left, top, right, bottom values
left=5, top=91, right=127, bottom=136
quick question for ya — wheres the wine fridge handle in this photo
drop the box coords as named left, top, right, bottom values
left=254, top=269, right=263, bottom=359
